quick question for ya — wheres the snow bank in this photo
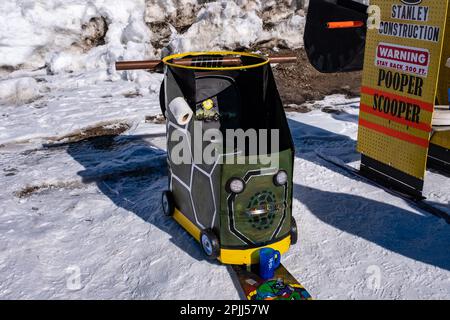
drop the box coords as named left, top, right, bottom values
left=169, top=1, right=264, bottom=52
left=0, top=0, right=308, bottom=77
left=0, top=77, right=41, bottom=105
left=0, top=0, right=153, bottom=74
left=161, top=0, right=306, bottom=53
left=0, top=0, right=372, bottom=76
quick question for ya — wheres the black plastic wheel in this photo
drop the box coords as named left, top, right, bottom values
left=290, top=216, right=298, bottom=245
left=200, top=229, right=220, bottom=259
left=159, top=80, right=166, bottom=118
left=161, top=190, right=174, bottom=217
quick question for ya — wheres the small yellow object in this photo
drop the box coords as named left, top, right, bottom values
left=202, top=99, right=214, bottom=110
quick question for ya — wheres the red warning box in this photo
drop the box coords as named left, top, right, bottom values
left=375, top=42, right=430, bottom=77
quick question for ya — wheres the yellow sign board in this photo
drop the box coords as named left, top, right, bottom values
left=437, top=7, right=450, bottom=106
left=357, top=0, right=449, bottom=181
left=431, top=131, right=450, bottom=150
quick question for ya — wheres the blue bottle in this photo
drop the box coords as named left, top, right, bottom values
left=259, top=248, right=281, bottom=279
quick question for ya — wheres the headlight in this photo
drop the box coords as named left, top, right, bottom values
left=226, top=177, right=245, bottom=194
left=274, top=170, right=288, bottom=186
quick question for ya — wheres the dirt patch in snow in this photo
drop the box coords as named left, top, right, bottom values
left=145, top=114, right=165, bottom=124
left=146, top=22, right=173, bottom=50
left=78, top=16, right=108, bottom=52
left=14, top=181, right=84, bottom=198
left=271, top=48, right=362, bottom=106
left=46, top=122, right=131, bottom=145
left=123, top=92, right=143, bottom=98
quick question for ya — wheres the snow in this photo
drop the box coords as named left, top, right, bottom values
left=0, top=87, right=449, bottom=299
left=0, top=0, right=306, bottom=76
left=0, top=0, right=307, bottom=141
left=170, top=1, right=265, bottom=52
left=0, top=0, right=449, bottom=300
left=0, top=77, right=41, bottom=105
left=0, top=70, right=163, bottom=147
left=169, top=1, right=305, bottom=53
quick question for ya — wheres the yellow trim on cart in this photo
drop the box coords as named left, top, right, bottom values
left=173, top=208, right=201, bottom=241
left=173, top=207, right=291, bottom=265
left=219, top=235, right=291, bottom=265
left=162, top=51, right=269, bottom=71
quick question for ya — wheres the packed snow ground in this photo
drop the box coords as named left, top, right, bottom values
left=0, top=83, right=449, bottom=299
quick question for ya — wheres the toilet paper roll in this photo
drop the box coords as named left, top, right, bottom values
left=168, top=97, right=193, bottom=125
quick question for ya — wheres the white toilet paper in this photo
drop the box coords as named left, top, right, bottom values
left=168, top=97, right=193, bottom=126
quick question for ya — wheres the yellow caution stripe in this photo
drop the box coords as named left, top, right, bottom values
left=359, top=118, right=430, bottom=148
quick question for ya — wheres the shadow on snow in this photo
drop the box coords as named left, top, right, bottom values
left=66, top=134, right=215, bottom=263
left=66, top=117, right=450, bottom=271
left=288, top=117, right=450, bottom=271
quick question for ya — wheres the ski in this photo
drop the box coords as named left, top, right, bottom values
left=230, top=264, right=312, bottom=300
left=315, top=151, right=450, bottom=223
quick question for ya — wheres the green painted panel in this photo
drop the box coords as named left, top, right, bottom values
left=219, top=149, right=293, bottom=247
